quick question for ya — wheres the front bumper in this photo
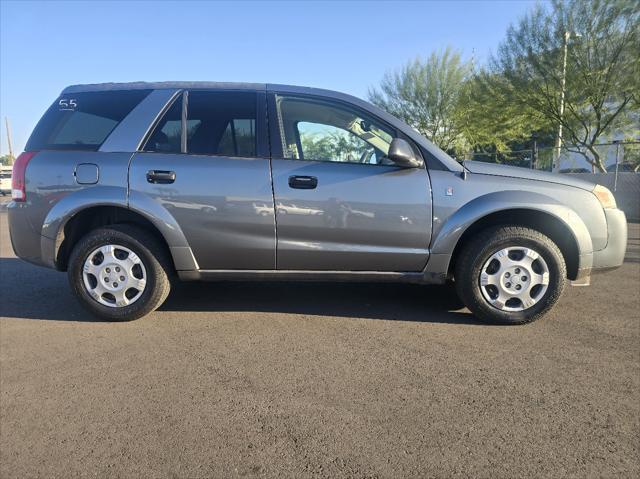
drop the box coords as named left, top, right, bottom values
left=592, top=208, right=627, bottom=271
left=574, top=208, right=627, bottom=283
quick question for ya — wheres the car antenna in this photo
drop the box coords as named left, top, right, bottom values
left=461, top=159, right=468, bottom=180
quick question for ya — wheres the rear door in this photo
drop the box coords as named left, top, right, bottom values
left=129, top=89, right=275, bottom=270
left=269, top=93, right=432, bottom=271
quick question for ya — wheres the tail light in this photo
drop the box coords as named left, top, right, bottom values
left=12, top=151, right=37, bottom=202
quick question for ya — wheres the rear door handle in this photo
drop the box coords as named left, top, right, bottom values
left=146, top=170, right=176, bottom=184
left=288, top=175, right=318, bottom=189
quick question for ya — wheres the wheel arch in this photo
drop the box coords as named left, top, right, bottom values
left=447, top=208, right=582, bottom=280
left=40, top=186, right=198, bottom=272
left=427, top=190, right=594, bottom=282
left=52, top=205, right=172, bottom=272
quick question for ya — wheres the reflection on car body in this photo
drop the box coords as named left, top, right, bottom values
left=276, top=202, right=324, bottom=216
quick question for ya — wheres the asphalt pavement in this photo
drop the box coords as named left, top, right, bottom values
left=1, top=209, right=638, bottom=478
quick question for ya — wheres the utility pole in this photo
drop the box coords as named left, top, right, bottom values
left=553, top=31, right=581, bottom=173
left=531, top=133, right=539, bottom=170
left=553, top=31, right=571, bottom=172
left=5, top=116, right=14, bottom=164
left=613, top=139, right=622, bottom=192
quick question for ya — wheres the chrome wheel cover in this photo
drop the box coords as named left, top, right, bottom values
left=479, top=246, right=550, bottom=312
left=82, top=244, right=147, bottom=308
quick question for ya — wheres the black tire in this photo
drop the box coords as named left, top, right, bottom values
left=68, top=224, right=173, bottom=321
left=454, top=226, right=566, bottom=325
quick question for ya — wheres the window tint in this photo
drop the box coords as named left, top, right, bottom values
left=217, top=119, right=256, bottom=157
left=186, top=91, right=256, bottom=157
left=143, top=91, right=257, bottom=157
left=277, top=96, right=395, bottom=165
left=144, top=95, right=183, bottom=153
left=26, top=90, right=151, bottom=151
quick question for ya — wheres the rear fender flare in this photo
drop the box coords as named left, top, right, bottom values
left=127, top=190, right=199, bottom=270
left=40, top=186, right=197, bottom=271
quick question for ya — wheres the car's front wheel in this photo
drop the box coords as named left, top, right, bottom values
left=68, top=225, right=172, bottom=321
left=455, top=226, right=567, bottom=325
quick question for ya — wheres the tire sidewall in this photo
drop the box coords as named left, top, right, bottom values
left=68, top=227, right=164, bottom=321
left=458, top=230, right=566, bottom=324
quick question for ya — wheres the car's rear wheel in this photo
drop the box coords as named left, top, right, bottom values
left=454, top=226, right=566, bottom=325
left=68, top=225, right=172, bottom=321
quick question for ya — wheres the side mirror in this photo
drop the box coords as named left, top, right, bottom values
left=388, top=138, right=422, bottom=168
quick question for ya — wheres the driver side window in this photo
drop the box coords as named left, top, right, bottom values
left=277, top=96, right=395, bottom=165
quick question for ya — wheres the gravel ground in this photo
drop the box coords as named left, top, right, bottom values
left=1, top=211, right=638, bottom=478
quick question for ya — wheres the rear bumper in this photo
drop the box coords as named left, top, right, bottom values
left=7, top=202, right=49, bottom=268
left=7, top=201, right=56, bottom=269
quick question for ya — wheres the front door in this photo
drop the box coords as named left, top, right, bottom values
left=269, top=93, right=432, bottom=271
left=130, top=90, right=275, bottom=270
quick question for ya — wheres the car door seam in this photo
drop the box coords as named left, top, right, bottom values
left=265, top=92, right=278, bottom=269
left=125, top=150, right=137, bottom=208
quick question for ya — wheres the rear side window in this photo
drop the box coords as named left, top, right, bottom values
left=216, top=119, right=255, bottom=157
left=143, top=90, right=257, bottom=157
left=144, top=95, right=183, bottom=153
left=26, top=90, right=151, bottom=151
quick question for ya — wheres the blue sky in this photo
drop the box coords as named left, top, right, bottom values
left=0, top=0, right=538, bottom=154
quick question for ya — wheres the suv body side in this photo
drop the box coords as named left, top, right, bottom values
left=7, top=82, right=623, bottom=287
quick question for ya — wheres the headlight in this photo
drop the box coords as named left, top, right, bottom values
left=593, top=184, right=617, bottom=209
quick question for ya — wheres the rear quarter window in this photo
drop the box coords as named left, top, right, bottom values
left=26, top=90, right=151, bottom=151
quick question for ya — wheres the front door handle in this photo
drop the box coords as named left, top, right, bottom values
left=288, top=175, right=318, bottom=189
left=146, top=170, right=176, bottom=184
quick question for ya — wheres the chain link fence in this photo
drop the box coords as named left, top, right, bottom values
left=468, top=141, right=640, bottom=220
left=469, top=141, right=640, bottom=174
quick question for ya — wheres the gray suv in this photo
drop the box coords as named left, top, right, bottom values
left=8, top=82, right=627, bottom=324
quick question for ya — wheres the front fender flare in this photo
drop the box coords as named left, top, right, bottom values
left=424, top=190, right=593, bottom=279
